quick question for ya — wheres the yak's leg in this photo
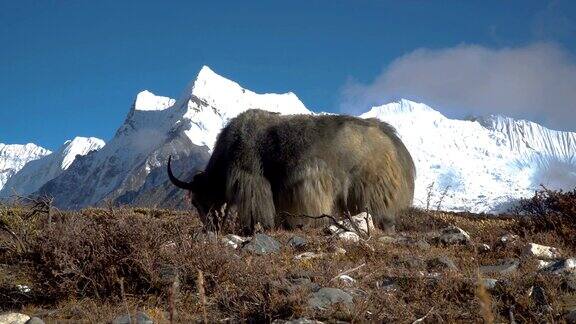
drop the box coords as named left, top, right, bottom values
left=276, top=161, right=337, bottom=229
left=348, top=171, right=398, bottom=234
left=227, top=168, right=276, bottom=234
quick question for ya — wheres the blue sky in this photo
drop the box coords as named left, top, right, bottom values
left=1, top=0, right=575, bottom=150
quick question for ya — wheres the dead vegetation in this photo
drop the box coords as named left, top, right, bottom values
left=0, top=188, right=575, bottom=322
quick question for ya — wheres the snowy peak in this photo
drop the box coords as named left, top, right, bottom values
left=361, top=99, right=445, bottom=120
left=60, top=137, right=105, bottom=169
left=185, top=65, right=310, bottom=116
left=134, top=90, right=175, bottom=111
left=179, top=66, right=312, bottom=150
left=0, top=137, right=105, bottom=196
left=0, top=143, right=51, bottom=191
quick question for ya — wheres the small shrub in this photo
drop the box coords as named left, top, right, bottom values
left=513, top=186, right=576, bottom=248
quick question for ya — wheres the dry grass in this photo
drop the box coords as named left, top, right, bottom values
left=0, top=191, right=575, bottom=322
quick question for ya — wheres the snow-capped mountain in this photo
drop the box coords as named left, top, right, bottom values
left=361, top=99, right=576, bottom=212
left=37, top=66, right=311, bottom=209
left=0, top=137, right=105, bottom=196
left=33, top=66, right=576, bottom=212
left=0, top=143, right=51, bottom=192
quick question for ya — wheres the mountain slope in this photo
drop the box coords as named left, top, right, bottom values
left=0, top=143, right=51, bottom=192
left=0, top=137, right=104, bottom=196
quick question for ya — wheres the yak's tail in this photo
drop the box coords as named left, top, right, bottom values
left=167, top=156, right=194, bottom=190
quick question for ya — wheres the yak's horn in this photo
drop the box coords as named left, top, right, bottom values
left=167, top=156, right=195, bottom=190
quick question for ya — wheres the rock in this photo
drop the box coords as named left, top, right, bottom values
left=287, top=272, right=320, bottom=291
left=541, top=258, right=576, bottom=274
left=480, top=259, right=520, bottom=275
left=288, top=235, right=308, bottom=249
left=337, top=275, right=356, bottom=285
left=336, top=231, right=360, bottom=242
left=427, top=256, right=458, bottom=271
left=377, top=277, right=397, bottom=292
left=326, top=212, right=374, bottom=236
left=499, top=233, right=519, bottom=244
left=112, top=311, right=153, bottom=324
left=308, top=287, right=353, bottom=310
left=272, top=319, right=324, bottom=324
left=477, top=243, right=491, bottom=253
left=537, top=260, right=556, bottom=270
left=523, top=243, right=561, bottom=260
left=25, top=318, right=44, bottom=324
left=0, top=313, right=31, bottom=324
left=16, top=284, right=30, bottom=293
left=295, top=252, right=325, bottom=260
left=221, top=234, right=247, bottom=249
left=332, top=247, right=347, bottom=255
left=379, top=236, right=431, bottom=250
left=479, top=278, right=499, bottom=290
left=433, top=226, right=471, bottom=245
left=243, top=233, right=281, bottom=255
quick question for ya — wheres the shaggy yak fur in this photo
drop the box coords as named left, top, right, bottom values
left=168, top=109, right=415, bottom=234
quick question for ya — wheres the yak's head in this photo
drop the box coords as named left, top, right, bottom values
left=167, top=156, right=222, bottom=223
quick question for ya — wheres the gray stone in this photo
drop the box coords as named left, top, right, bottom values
left=480, top=259, right=520, bottom=275
left=427, top=256, right=458, bottom=271
left=272, top=319, right=324, bottom=324
left=380, top=236, right=431, bottom=250
left=433, top=226, right=471, bottom=245
left=25, top=317, right=45, bottom=324
left=0, top=313, right=30, bottom=324
left=243, top=233, right=281, bottom=255
left=308, top=287, right=353, bottom=310
left=479, top=278, right=499, bottom=290
left=112, top=311, right=153, bottom=324
left=288, top=235, right=308, bottom=249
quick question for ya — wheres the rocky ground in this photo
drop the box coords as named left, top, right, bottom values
left=0, top=199, right=575, bottom=323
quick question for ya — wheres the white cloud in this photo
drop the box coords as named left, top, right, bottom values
left=341, top=43, right=576, bottom=131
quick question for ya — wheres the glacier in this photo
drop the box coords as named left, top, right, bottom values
left=17, top=65, right=575, bottom=212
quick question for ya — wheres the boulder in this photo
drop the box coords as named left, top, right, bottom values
left=221, top=234, right=247, bottom=249
left=523, top=243, right=561, bottom=260
left=433, top=226, right=471, bottom=245
left=0, top=313, right=30, bottom=324
left=243, top=233, right=281, bottom=255
left=288, top=235, right=308, bottom=249
left=480, top=259, right=520, bottom=275
left=308, top=287, right=353, bottom=310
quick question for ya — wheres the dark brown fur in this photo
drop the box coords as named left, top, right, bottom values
left=168, top=109, right=415, bottom=234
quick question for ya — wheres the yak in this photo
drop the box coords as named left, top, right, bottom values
left=168, top=109, right=415, bottom=234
